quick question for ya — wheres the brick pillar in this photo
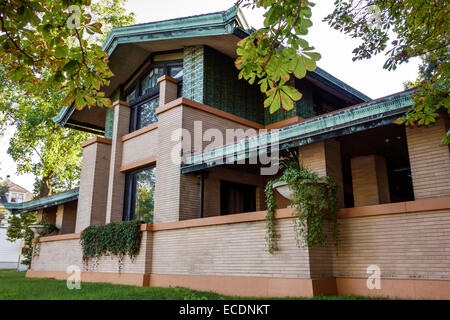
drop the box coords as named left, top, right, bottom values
left=153, top=76, right=184, bottom=223
left=157, top=75, right=178, bottom=106
left=299, top=139, right=345, bottom=208
left=406, top=116, right=450, bottom=199
left=298, top=139, right=343, bottom=291
left=105, top=101, right=130, bottom=224
left=55, top=201, right=77, bottom=235
left=75, top=137, right=112, bottom=232
left=351, top=155, right=390, bottom=207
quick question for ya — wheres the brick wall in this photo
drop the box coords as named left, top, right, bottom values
left=179, top=105, right=263, bottom=220
left=153, top=107, right=183, bottom=223
left=76, top=141, right=111, bottom=232
left=150, top=218, right=311, bottom=278
left=31, top=232, right=151, bottom=274
left=122, top=129, right=158, bottom=167
left=406, top=116, right=450, bottom=199
left=333, top=210, right=450, bottom=279
left=299, top=139, right=345, bottom=208
left=31, top=206, right=450, bottom=281
left=351, top=155, right=391, bottom=206
left=105, top=103, right=130, bottom=224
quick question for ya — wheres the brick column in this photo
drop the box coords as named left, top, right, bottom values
left=153, top=76, right=183, bottom=223
left=406, top=116, right=450, bottom=199
left=157, top=75, right=178, bottom=106
left=75, top=137, right=112, bottom=232
left=55, top=202, right=77, bottom=234
left=299, top=139, right=345, bottom=208
left=298, top=139, right=343, bottom=289
left=105, top=101, right=130, bottom=224
left=351, top=154, right=390, bottom=207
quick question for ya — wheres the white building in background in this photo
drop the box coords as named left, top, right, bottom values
left=0, top=177, right=32, bottom=270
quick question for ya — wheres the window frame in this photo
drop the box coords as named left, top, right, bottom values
left=125, top=59, right=183, bottom=133
left=123, top=165, right=156, bottom=222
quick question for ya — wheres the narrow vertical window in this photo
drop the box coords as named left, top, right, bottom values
left=123, top=166, right=156, bottom=223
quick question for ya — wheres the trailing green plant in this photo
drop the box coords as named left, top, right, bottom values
left=265, top=152, right=338, bottom=253
left=80, top=221, right=142, bottom=270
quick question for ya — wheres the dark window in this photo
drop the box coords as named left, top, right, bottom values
left=125, top=58, right=183, bottom=132
left=135, top=98, right=159, bottom=129
left=220, top=180, right=256, bottom=215
left=123, top=166, right=156, bottom=223
left=141, top=67, right=164, bottom=96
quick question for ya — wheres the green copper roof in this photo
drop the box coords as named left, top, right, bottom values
left=182, top=89, right=415, bottom=173
left=102, top=6, right=248, bottom=56
left=53, top=106, right=73, bottom=127
left=56, top=6, right=370, bottom=129
left=311, top=67, right=371, bottom=102
left=4, top=188, right=79, bottom=215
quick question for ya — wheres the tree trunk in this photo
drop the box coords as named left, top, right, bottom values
left=39, top=174, right=53, bottom=197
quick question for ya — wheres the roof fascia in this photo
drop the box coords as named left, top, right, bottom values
left=52, top=105, right=75, bottom=127
left=4, top=189, right=79, bottom=215
left=102, top=6, right=241, bottom=56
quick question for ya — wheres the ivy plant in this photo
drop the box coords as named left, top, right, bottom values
left=80, top=221, right=142, bottom=271
left=265, top=152, right=338, bottom=252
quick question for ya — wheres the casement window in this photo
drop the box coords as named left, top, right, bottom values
left=125, top=58, right=183, bottom=132
left=123, top=166, right=156, bottom=223
left=220, top=180, right=256, bottom=215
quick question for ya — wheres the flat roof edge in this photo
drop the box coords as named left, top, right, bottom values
left=4, top=188, right=79, bottom=215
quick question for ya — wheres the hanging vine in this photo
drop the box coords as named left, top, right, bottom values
left=265, top=152, right=339, bottom=252
left=80, top=220, right=142, bottom=271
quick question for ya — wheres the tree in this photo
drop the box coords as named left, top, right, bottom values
left=0, top=68, right=90, bottom=196
left=6, top=211, right=36, bottom=266
left=324, top=0, right=449, bottom=144
left=235, top=0, right=320, bottom=113
left=0, top=0, right=134, bottom=110
left=0, top=0, right=135, bottom=197
left=235, top=0, right=449, bottom=143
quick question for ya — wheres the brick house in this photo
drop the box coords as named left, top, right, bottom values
left=5, top=7, right=450, bottom=299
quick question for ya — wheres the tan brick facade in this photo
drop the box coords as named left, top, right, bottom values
left=34, top=80, right=450, bottom=299
left=406, top=116, right=450, bottom=199
left=75, top=140, right=111, bottom=232
left=29, top=201, right=450, bottom=298
left=153, top=106, right=184, bottom=223
left=351, top=154, right=391, bottom=207
left=55, top=201, right=77, bottom=235
left=299, top=139, right=345, bottom=208
left=105, top=102, right=130, bottom=224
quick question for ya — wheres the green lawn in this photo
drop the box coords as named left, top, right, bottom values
left=0, top=269, right=385, bottom=300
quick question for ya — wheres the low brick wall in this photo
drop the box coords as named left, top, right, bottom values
left=29, top=198, right=450, bottom=298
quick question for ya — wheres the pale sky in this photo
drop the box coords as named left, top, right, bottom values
left=0, top=0, right=419, bottom=193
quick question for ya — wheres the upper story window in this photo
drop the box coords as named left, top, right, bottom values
left=7, top=192, right=25, bottom=203
left=125, top=57, right=183, bottom=133
left=141, top=67, right=164, bottom=96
